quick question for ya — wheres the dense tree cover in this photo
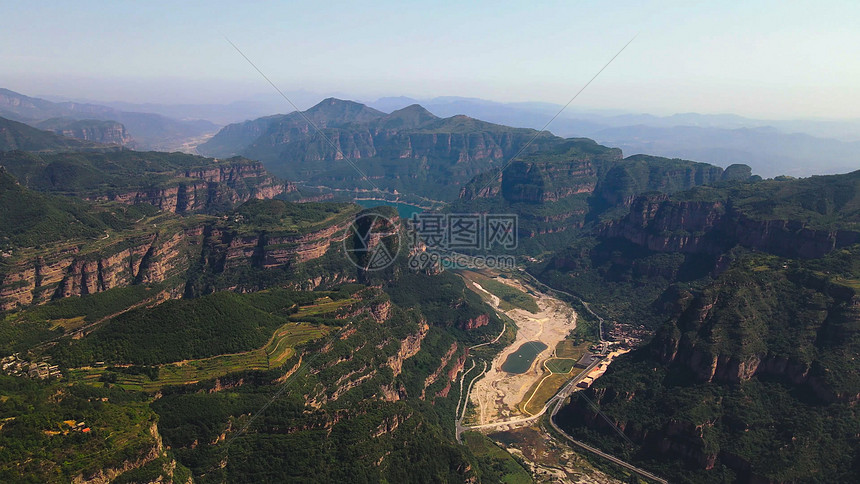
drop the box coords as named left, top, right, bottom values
left=155, top=391, right=473, bottom=483
left=518, top=171, right=860, bottom=482
left=462, top=432, right=532, bottom=484
left=556, top=248, right=860, bottom=483
left=49, top=289, right=321, bottom=366
left=0, top=378, right=163, bottom=483
left=386, top=270, right=505, bottom=346
left=0, top=169, right=155, bottom=249
left=0, top=268, right=502, bottom=482
left=558, top=361, right=859, bottom=483
left=0, top=116, right=105, bottom=152
left=96, top=258, right=500, bottom=481
left=448, top=139, right=751, bottom=259
left=537, top=237, right=715, bottom=329
left=0, top=149, right=260, bottom=197
left=535, top=170, right=860, bottom=332
left=0, top=285, right=165, bottom=354
left=4, top=125, right=855, bottom=483
left=674, top=169, right=860, bottom=229
left=231, top=198, right=357, bottom=234
left=148, top=281, right=495, bottom=482
left=1, top=264, right=500, bottom=480
left=14, top=284, right=163, bottom=326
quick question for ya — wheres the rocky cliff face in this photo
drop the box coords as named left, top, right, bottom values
left=454, top=140, right=749, bottom=239
left=0, top=227, right=196, bottom=310
left=198, top=215, right=353, bottom=274
left=460, top=314, right=489, bottom=330
left=37, top=119, right=135, bottom=146
left=73, top=421, right=165, bottom=484
left=552, top=172, right=860, bottom=482
left=469, top=148, right=729, bottom=206
left=0, top=208, right=355, bottom=310
left=566, top=299, right=859, bottom=480
left=387, top=322, right=430, bottom=378
left=266, top=128, right=520, bottom=165
left=251, top=124, right=554, bottom=200
left=420, top=342, right=462, bottom=400
left=594, top=158, right=725, bottom=207
left=90, top=160, right=294, bottom=213
left=649, top=275, right=860, bottom=403
left=600, top=192, right=860, bottom=259
left=501, top=157, right=601, bottom=203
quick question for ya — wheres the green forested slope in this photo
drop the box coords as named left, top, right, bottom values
left=0, top=116, right=104, bottom=152
left=544, top=172, right=860, bottom=483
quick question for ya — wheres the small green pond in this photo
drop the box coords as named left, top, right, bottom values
left=501, top=341, right=547, bottom=374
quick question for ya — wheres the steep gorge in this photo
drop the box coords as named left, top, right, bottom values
left=0, top=205, right=359, bottom=310
left=0, top=150, right=296, bottom=214
left=551, top=172, right=860, bottom=483
left=600, top=182, right=860, bottom=259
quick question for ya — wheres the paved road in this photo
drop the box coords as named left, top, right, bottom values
left=547, top=418, right=669, bottom=484
left=544, top=368, right=669, bottom=483
left=458, top=354, right=667, bottom=483
left=469, top=317, right=507, bottom=350
left=455, top=360, right=486, bottom=444
left=460, top=357, right=601, bottom=433
left=518, top=269, right=608, bottom=352
left=459, top=270, right=668, bottom=483
left=454, top=360, right=475, bottom=422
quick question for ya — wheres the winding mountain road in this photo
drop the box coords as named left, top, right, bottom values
left=456, top=270, right=668, bottom=483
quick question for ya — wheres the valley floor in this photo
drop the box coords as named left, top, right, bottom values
left=459, top=273, right=627, bottom=483
left=465, top=275, right=576, bottom=425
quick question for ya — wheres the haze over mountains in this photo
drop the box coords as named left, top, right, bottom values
left=0, top=88, right=218, bottom=151
left=198, top=98, right=565, bottom=200
left=11, top=86, right=859, bottom=179
left=1, top=79, right=859, bottom=482
left=5, top=0, right=860, bottom=480
left=1, top=79, right=859, bottom=484
left=368, top=96, right=860, bottom=178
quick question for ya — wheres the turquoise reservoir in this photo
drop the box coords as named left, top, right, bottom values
left=501, top=341, right=548, bottom=374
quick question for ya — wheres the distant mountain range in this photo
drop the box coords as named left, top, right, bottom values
left=592, top=124, right=860, bottom=178
left=0, top=116, right=107, bottom=152
left=1, top=84, right=859, bottom=482
left=0, top=88, right=218, bottom=151
left=34, top=89, right=859, bottom=178
left=198, top=98, right=562, bottom=200
left=33, top=118, right=134, bottom=146
left=368, top=96, right=860, bottom=178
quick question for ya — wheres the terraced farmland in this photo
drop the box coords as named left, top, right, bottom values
left=70, top=322, right=328, bottom=391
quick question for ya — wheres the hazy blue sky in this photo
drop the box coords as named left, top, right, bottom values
left=1, top=0, right=858, bottom=119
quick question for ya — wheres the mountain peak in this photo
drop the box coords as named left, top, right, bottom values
left=317, top=97, right=361, bottom=107
left=396, top=104, right=436, bottom=116
left=302, top=98, right=385, bottom=124
left=378, top=104, right=438, bottom=129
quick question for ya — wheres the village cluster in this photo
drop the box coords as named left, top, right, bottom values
left=1, top=353, right=62, bottom=379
